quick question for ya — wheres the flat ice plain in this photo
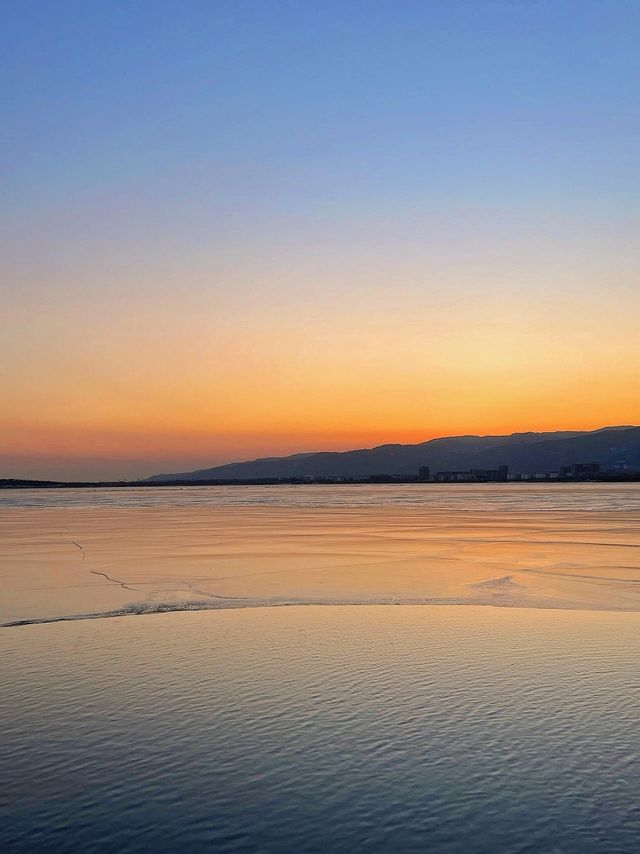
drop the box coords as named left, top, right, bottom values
left=2, top=484, right=639, bottom=625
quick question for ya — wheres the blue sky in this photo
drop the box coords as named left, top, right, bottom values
left=2, top=1, right=639, bottom=479
left=5, top=1, right=638, bottom=219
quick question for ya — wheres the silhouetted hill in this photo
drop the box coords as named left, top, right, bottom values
left=146, top=426, right=640, bottom=481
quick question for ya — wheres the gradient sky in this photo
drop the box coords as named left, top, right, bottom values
left=2, top=0, right=639, bottom=480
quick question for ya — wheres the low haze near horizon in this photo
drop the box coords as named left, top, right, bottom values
left=2, top=1, right=639, bottom=480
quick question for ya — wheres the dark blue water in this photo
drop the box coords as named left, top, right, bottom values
left=2, top=606, right=639, bottom=852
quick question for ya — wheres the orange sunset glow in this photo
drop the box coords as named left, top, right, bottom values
left=2, top=1, right=639, bottom=481
left=3, top=280, right=638, bottom=479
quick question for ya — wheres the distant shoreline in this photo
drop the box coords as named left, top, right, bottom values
left=2, top=475, right=640, bottom=489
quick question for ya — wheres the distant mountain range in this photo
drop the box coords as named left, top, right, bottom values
left=146, top=425, right=640, bottom=482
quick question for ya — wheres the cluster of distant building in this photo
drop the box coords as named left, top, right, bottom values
left=418, top=462, right=636, bottom=483
left=284, top=461, right=638, bottom=485
left=421, top=465, right=509, bottom=483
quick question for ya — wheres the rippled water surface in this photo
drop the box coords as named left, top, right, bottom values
left=2, top=606, right=639, bottom=853
left=3, top=487, right=640, bottom=851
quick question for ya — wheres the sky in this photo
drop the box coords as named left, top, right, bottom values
left=2, top=0, right=639, bottom=480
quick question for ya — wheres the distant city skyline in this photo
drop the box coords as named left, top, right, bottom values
left=3, top=2, right=639, bottom=480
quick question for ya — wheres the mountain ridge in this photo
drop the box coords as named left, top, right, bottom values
left=145, top=426, right=640, bottom=481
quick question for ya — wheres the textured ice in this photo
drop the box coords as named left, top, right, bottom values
left=2, top=484, right=640, bottom=625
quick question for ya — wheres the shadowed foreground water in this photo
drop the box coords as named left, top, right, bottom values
left=2, top=606, right=639, bottom=853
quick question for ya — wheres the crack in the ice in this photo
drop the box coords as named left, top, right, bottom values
left=90, top=569, right=135, bottom=591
